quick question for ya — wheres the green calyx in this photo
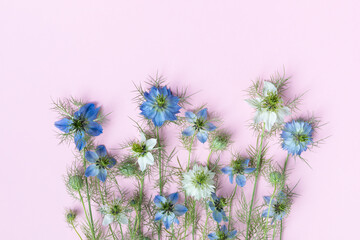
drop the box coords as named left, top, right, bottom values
left=230, top=159, right=246, bottom=175
left=66, top=210, right=76, bottom=224
left=110, top=204, right=122, bottom=216
left=155, top=94, right=167, bottom=108
left=214, top=197, right=227, bottom=212
left=274, top=202, right=287, bottom=215
left=132, top=142, right=147, bottom=156
left=118, top=160, right=138, bottom=177
left=269, top=171, right=282, bottom=186
left=294, top=133, right=309, bottom=144
left=96, top=157, right=111, bottom=169
left=193, top=118, right=206, bottom=131
left=161, top=201, right=175, bottom=214
left=194, top=171, right=208, bottom=186
left=71, top=117, right=87, bottom=132
left=211, top=132, right=230, bottom=151
left=262, top=92, right=282, bottom=111
left=215, top=230, right=228, bottom=240
left=68, top=175, right=84, bottom=191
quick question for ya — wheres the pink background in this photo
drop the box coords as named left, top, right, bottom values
left=1, top=0, right=359, bottom=239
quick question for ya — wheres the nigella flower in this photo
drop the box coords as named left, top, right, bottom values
left=182, top=164, right=215, bottom=200
left=182, top=108, right=216, bottom=143
left=100, top=198, right=129, bottom=226
left=261, top=191, right=288, bottom=224
left=208, top=193, right=228, bottom=223
left=131, top=132, right=157, bottom=171
left=85, top=145, right=116, bottom=182
left=154, top=192, right=188, bottom=229
left=221, top=158, right=255, bottom=187
left=54, top=103, right=103, bottom=151
left=281, top=120, right=313, bottom=156
left=140, top=86, right=181, bottom=127
left=247, top=81, right=290, bottom=131
left=208, top=225, right=237, bottom=240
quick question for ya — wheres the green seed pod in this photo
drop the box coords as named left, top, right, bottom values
left=66, top=210, right=76, bottom=224
left=118, top=161, right=138, bottom=177
left=68, top=175, right=84, bottom=191
left=269, top=171, right=283, bottom=186
left=210, top=132, right=231, bottom=152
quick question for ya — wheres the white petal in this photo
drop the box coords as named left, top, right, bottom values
left=140, top=132, right=146, bottom=143
left=137, top=157, right=147, bottom=171
left=265, top=112, right=277, bottom=131
left=263, top=81, right=277, bottom=96
left=144, top=152, right=154, bottom=165
left=117, top=214, right=128, bottom=225
left=145, top=138, right=157, bottom=150
left=102, top=214, right=114, bottom=226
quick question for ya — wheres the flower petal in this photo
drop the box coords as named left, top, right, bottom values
left=85, top=151, right=99, bottom=163
left=228, top=230, right=237, bottom=239
left=118, top=213, right=128, bottom=224
left=154, top=211, right=163, bottom=221
left=85, top=104, right=100, bottom=121
left=85, top=121, right=103, bottom=136
left=97, top=168, right=107, bottom=182
left=85, top=164, right=99, bottom=177
left=182, top=126, right=195, bottom=136
left=74, top=131, right=86, bottom=151
left=96, top=145, right=107, bottom=158
left=236, top=175, right=246, bottom=187
left=212, top=210, right=222, bottom=223
left=163, top=213, right=175, bottom=229
left=173, top=204, right=187, bottom=216
left=244, top=168, right=256, bottom=174
left=185, top=111, right=197, bottom=123
left=102, top=214, right=114, bottom=226
left=168, top=192, right=179, bottom=204
left=221, top=166, right=233, bottom=175
left=197, top=108, right=208, bottom=119
left=153, top=111, right=166, bottom=127
left=145, top=138, right=157, bottom=150
left=197, top=130, right=208, bottom=143
left=205, top=122, right=216, bottom=132
left=263, top=81, right=277, bottom=95
left=154, top=195, right=166, bottom=208
left=107, top=158, right=117, bottom=168
left=208, top=233, right=219, bottom=240
left=54, top=118, right=72, bottom=133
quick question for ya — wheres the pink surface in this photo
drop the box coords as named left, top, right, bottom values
left=1, top=0, right=359, bottom=239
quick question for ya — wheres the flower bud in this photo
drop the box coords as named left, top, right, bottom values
left=66, top=210, right=76, bottom=224
left=210, top=132, right=231, bottom=151
left=68, top=175, right=84, bottom=191
left=269, top=171, right=283, bottom=186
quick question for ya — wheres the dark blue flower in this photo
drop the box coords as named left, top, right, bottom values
left=221, top=159, right=255, bottom=187
left=84, top=145, right=116, bottom=182
left=140, top=86, right=181, bottom=127
left=154, top=192, right=187, bottom=229
left=261, top=191, right=288, bottom=224
left=208, top=193, right=228, bottom=223
left=208, top=225, right=237, bottom=240
left=54, top=103, right=103, bottom=151
left=182, top=108, right=216, bottom=143
left=281, top=120, right=313, bottom=156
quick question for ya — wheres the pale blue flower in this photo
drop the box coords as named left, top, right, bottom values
left=208, top=225, right=237, bottom=240
left=261, top=191, right=288, bottom=224
left=182, top=108, right=216, bottom=143
left=85, top=145, right=116, bottom=182
left=281, top=120, right=313, bottom=156
left=208, top=193, right=228, bottom=223
left=221, top=159, right=255, bottom=187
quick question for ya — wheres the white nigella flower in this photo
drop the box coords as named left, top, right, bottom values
left=131, top=132, right=157, bottom=171
left=247, top=81, right=290, bottom=131
left=100, top=199, right=129, bottom=226
left=182, top=164, right=215, bottom=200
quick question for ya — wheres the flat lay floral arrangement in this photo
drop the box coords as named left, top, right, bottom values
left=53, top=72, right=323, bottom=240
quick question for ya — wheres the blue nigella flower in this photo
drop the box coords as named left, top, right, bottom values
left=182, top=108, right=216, bottom=143
left=154, top=192, right=188, bottom=229
left=261, top=191, right=288, bottom=224
left=208, top=225, right=237, bottom=240
left=84, top=145, right=116, bottom=182
left=140, top=86, right=181, bottom=127
left=208, top=193, right=228, bottom=223
left=221, top=158, right=255, bottom=187
left=281, top=120, right=313, bottom=156
left=54, top=103, right=103, bottom=151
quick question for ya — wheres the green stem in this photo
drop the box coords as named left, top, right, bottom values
left=272, top=221, right=277, bottom=240
left=263, top=185, right=277, bottom=239
left=82, top=151, right=96, bottom=240
left=279, top=153, right=290, bottom=240
left=137, top=174, right=145, bottom=234
left=171, top=224, right=175, bottom=240
left=228, top=185, right=238, bottom=229
left=206, top=149, right=213, bottom=168
left=78, top=190, right=91, bottom=228
left=202, top=201, right=211, bottom=239
left=245, top=123, right=265, bottom=240
left=97, top=181, right=117, bottom=240
left=192, top=201, right=196, bottom=240
left=71, top=223, right=84, bottom=240
left=119, top=222, right=125, bottom=240
left=156, top=127, right=162, bottom=240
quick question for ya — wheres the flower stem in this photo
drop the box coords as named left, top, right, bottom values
left=78, top=190, right=91, bottom=229
left=245, top=123, right=265, bottom=240
left=137, top=174, right=145, bottom=234
left=156, top=127, right=162, bottom=240
left=97, top=181, right=117, bottom=240
left=228, top=185, right=238, bottom=229
left=279, top=153, right=290, bottom=240
left=119, top=222, right=125, bottom=240
left=263, top=185, right=277, bottom=239
left=202, top=201, right=211, bottom=239
left=82, top=151, right=96, bottom=240
left=192, top=201, right=196, bottom=240
left=206, top=149, right=213, bottom=168
left=71, top=223, right=83, bottom=240
left=272, top=221, right=277, bottom=240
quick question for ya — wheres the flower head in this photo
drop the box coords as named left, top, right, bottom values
left=182, top=108, right=217, bottom=143
left=54, top=103, right=103, bottom=151
left=208, top=193, right=228, bottom=223
left=140, top=86, right=181, bottom=127
left=208, top=225, right=237, bottom=240
left=117, top=156, right=140, bottom=177
left=281, top=120, right=313, bottom=156
left=100, top=198, right=129, bottom=226
left=65, top=209, right=77, bottom=225
left=221, top=158, right=255, bottom=187
left=247, top=81, right=290, bottom=131
left=210, top=131, right=231, bottom=152
left=154, top=192, right=188, bottom=229
left=182, top=164, right=215, bottom=200
left=131, top=132, right=157, bottom=171
left=84, top=145, right=116, bottom=182
left=261, top=191, right=289, bottom=224
left=68, top=175, right=84, bottom=191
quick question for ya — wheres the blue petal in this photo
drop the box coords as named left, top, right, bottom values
left=211, top=192, right=219, bottom=201
left=205, top=122, right=216, bottom=132
left=97, top=168, right=107, bottom=182
left=242, top=159, right=250, bottom=167
left=263, top=196, right=272, bottom=204
left=261, top=208, right=274, bottom=218
left=85, top=164, right=99, bottom=177
left=221, top=166, right=233, bottom=175
left=168, top=192, right=179, bottom=204
left=173, top=204, right=187, bottom=216
left=74, top=131, right=86, bottom=151
left=154, top=212, right=163, bottom=221
left=54, top=118, right=73, bottom=133
left=160, top=86, right=170, bottom=96
left=85, top=151, right=99, bottom=163
left=140, top=102, right=156, bottom=119
left=221, top=210, right=228, bottom=222
left=164, top=109, right=178, bottom=121
left=220, top=225, right=227, bottom=233
left=197, top=108, right=208, bottom=119
left=153, top=111, right=166, bottom=127
left=236, top=175, right=246, bottom=187
left=96, top=145, right=107, bottom=157
left=212, top=210, right=222, bottom=223
left=208, top=233, right=219, bottom=240
left=208, top=201, right=215, bottom=211
left=197, top=130, right=208, bottom=143
left=229, top=172, right=234, bottom=184
left=85, top=121, right=103, bottom=136
left=163, top=213, right=175, bottom=229
left=75, top=103, right=93, bottom=118
left=185, top=111, right=197, bottom=123
left=154, top=195, right=167, bottom=208
left=107, top=158, right=116, bottom=168
left=173, top=216, right=180, bottom=225
left=182, top=126, right=195, bottom=136
left=85, top=104, right=100, bottom=121
left=244, top=168, right=256, bottom=174
left=228, top=230, right=237, bottom=239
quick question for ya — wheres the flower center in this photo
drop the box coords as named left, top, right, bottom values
left=193, top=118, right=206, bottom=131
left=110, top=205, right=121, bottom=216
left=194, top=171, right=208, bottom=186
left=294, top=133, right=309, bottom=144
left=155, top=94, right=167, bottom=108
left=132, top=143, right=147, bottom=156
left=231, top=159, right=245, bottom=175
left=214, top=198, right=226, bottom=212
left=161, top=201, right=174, bottom=214
left=216, top=231, right=228, bottom=240
left=273, top=202, right=286, bottom=215
left=262, top=92, right=281, bottom=111
left=72, top=117, right=87, bottom=131
left=96, top=157, right=110, bottom=169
